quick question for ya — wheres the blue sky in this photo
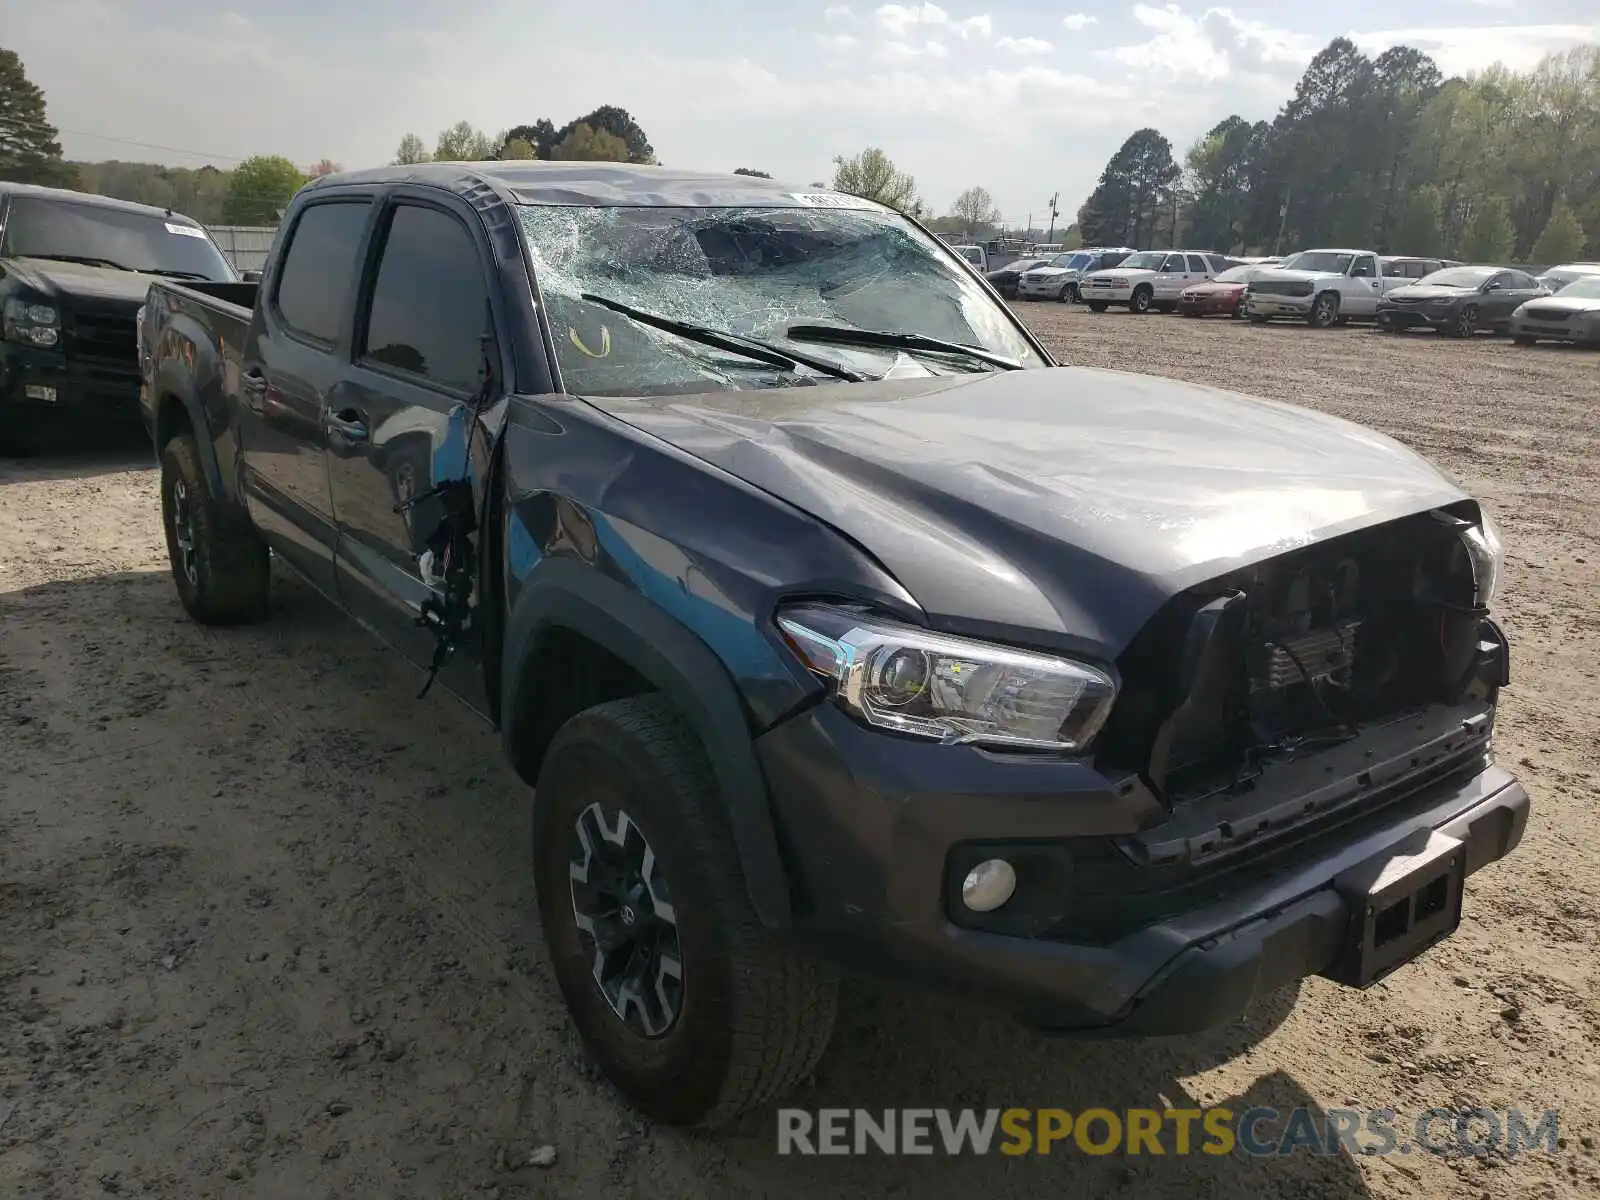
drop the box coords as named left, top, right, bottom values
left=13, top=0, right=1598, bottom=225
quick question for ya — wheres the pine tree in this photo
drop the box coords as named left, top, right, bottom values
left=0, top=49, right=76, bottom=187
left=1530, top=203, right=1585, bottom=266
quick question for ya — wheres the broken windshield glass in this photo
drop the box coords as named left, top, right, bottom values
left=517, top=204, right=1045, bottom=397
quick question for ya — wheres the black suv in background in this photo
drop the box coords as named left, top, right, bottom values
left=0, top=183, right=238, bottom=453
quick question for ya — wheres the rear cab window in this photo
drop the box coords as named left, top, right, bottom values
left=273, top=201, right=372, bottom=344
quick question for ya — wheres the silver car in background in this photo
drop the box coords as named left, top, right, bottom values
left=1509, top=274, right=1600, bottom=347
left=1016, top=247, right=1135, bottom=302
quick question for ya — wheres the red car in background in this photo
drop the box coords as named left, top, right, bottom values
left=1178, top=264, right=1274, bottom=318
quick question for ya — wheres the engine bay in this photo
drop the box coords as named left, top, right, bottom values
left=1099, top=505, right=1497, bottom=803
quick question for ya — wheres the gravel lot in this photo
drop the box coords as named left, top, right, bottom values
left=2, top=306, right=1597, bottom=1199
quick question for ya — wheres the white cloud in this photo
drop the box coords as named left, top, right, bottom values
left=1105, top=5, right=1314, bottom=85
left=873, top=3, right=949, bottom=37
left=882, top=39, right=952, bottom=61
left=818, top=33, right=860, bottom=52
left=952, top=15, right=994, bottom=38
left=823, top=4, right=856, bottom=22
left=1061, top=13, right=1098, bottom=32
left=996, top=36, right=1055, bottom=56
left=1351, top=22, right=1600, bottom=75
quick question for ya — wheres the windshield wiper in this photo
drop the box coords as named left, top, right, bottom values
left=139, top=268, right=212, bottom=280
left=20, top=253, right=134, bottom=271
left=579, top=294, right=867, bottom=383
left=784, top=324, right=1023, bottom=371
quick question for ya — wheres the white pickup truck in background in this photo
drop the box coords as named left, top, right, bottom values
left=1245, top=249, right=1407, bottom=328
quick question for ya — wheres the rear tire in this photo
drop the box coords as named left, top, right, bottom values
left=1248, top=313, right=1269, bottom=324
left=1087, top=301, right=1108, bottom=313
left=160, top=434, right=270, bottom=625
left=1512, top=334, right=1535, bottom=346
left=533, top=695, right=839, bottom=1129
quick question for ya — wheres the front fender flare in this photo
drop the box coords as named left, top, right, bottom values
left=150, top=360, right=226, bottom=498
left=500, top=556, right=794, bottom=929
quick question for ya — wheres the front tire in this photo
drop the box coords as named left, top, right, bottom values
left=533, top=695, right=838, bottom=1128
left=1130, top=286, right=1154, bottom=314
left=1248, top=313, right=1269, bottom=324
left=1087, top=301, right=1108, bottom=312
left=1059, top=282, right=1079, bottom=304
left=1453, top=304, right=1479, bottom=339
left=1308, top=292, right=1339, bottom=329
left=160, top=434, right=270, bottom=625
left=1512, top=334, right=1535, bottom=346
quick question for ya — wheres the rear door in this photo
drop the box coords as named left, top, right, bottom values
left=324, top=191, right=502, bottom=708
left=1153, top=253, right=1190, bottom=300
left=1487, top=270, right=1539, bottom=324
left=239, top=196, right=375, bottom=596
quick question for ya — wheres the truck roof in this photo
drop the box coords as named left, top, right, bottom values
left=306, top=161, right=880, bottom=210
left=0, top=181, right=206, bottom=226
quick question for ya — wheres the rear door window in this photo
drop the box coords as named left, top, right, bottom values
left=1186, top=254, right=1209, bottom=273
left=273, top=201, right=371, bottom=345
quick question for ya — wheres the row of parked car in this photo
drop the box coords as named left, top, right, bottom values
left=987, top=246, right=1600, bottom=346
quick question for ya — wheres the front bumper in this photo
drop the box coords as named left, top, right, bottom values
left=758, top=701, right=1528, bottom=1035
left=1377, top=306, right=1456, bottom=331
left=1245, top=293, right=1314, bottom=318
left=1179, top=293, right=1240, bottom=316
left=0, top=344, right=142, bottom=421
left=1510, top=318, right=1596, bottom=344
left=1016, top=276, right=1072, bottom=299
left=1079, top=282, right=1135, bottom=304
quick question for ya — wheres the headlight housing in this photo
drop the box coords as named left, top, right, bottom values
left=1460, top=510, right=1505, bottom=608
left=776, top=604, right=1117, bottom=751
left=3, top=297, right=60, bottom=347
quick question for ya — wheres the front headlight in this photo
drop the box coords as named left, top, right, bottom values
left=3, top=297, right=61, bottom=346
left=776, top=604, right=1117, bottom=751
left=1106, top=277, right=1128, bottom=287
left=1460, top=511, right=1505, bottom=608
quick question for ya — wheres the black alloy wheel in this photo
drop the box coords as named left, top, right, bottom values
left=568, top=799, right=685, bottom=1039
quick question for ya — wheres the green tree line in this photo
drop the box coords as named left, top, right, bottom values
left=1078, top=39, right=1599, bottom=263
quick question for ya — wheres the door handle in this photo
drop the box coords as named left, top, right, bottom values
left=325, top=407, right=370, bottom=457
left=241, top=368, right=267, bottom=412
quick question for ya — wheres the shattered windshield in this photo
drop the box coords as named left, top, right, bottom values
left=517, top=204, right=1044, bottom=397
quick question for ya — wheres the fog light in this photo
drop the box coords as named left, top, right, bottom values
left=23, top=384, right=56, bottom=403
left=961, top=858, right=1016, bottom=913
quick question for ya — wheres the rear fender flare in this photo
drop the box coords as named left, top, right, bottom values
left=500, top=556, right=794, bottom=928
left=150, top=359, right=227, bottom=499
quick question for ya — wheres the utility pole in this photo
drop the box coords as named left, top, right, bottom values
left=1045, top=192, right=1060, bottom=243
left=1274, top=184, right=1292, bottom=257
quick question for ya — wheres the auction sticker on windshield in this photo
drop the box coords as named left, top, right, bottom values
left=789, top=192, right=879, bottom=210
left=165, top=223, right=208, bottom=239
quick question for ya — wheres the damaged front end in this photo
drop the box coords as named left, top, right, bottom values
left=1097, top=502, right=1509, bottom=853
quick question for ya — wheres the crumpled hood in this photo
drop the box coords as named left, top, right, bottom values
left=1023, top=266, right=1076, bottom=279
left=585, top=368, right=1468, bottom=658
left=1, top=257, right=153, bottom=307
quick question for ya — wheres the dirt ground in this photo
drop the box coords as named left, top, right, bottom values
left=2, top=308, right=1597, bottom=1199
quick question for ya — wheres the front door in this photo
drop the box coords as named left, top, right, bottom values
left=1346, top=253, right=1383, bottom=315
left=325, top=197, right=500, bottom=712
left=238, top=199, right=375, bottom=595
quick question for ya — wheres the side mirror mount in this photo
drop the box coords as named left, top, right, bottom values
left=241, top=269, right=262, bottom=283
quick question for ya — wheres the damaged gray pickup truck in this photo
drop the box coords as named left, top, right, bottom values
left=138, top=162, right=1528, bottom=1129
